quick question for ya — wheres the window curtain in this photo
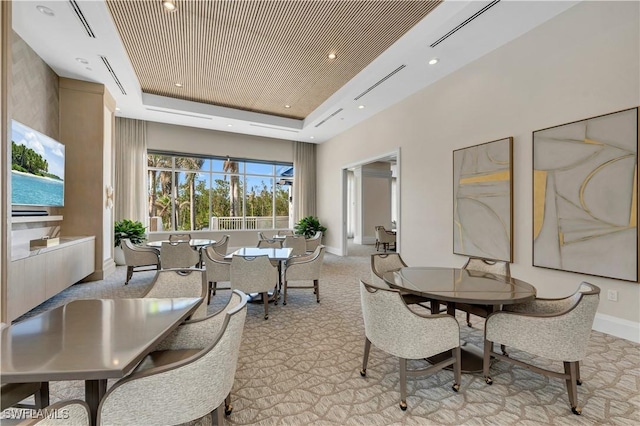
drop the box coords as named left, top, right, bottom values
left=293, top=141, right=316, bottom=222
left=114, top=118, right=147, bottom=223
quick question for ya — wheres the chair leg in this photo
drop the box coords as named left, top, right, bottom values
left=576, top=361, right=582, bottom=385
left=466, top=312, right=472, bottom=327
left=483, top=339, right=493, bottom=384
left=125, top=266, right=133, bottom=285
left=314, top=279, right=320, bottom=303
left=207, top=282, right=212, bottom=305
left=452, top=347, right=461, bottom=392
left=564, top=361, right=581, bottom=414
left=34, top=382, right=50, bottom=409
left=500, top=344, right=508, bottom=357
left=263, top=292, right=269, bottom=320
left=283, top=280, right=288, bottom=305
left=399, top=358, right=408, bottom=410
left=224, top=393, right=232, bottom=415
left=215, top=401, right=224, bottom=425
left=360, top=338, right=371, bottom=377
left=213, top=282, right=218, bottom=296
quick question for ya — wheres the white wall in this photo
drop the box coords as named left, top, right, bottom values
left=317, top=1, right=640, bottom=337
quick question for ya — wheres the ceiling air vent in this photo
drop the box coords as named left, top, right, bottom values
left=68, top=0, right=96, bottom=38
left=99, top=56, right=126, bottom=95
left=354, top=65, right=406, bottom=101
left=314, top=108, right=344, bottom=128
left=145, top=107, right=211, bottom=120
left=430, top=0, right=500, bottom=48
left=249, top=123, right=299, bottom=133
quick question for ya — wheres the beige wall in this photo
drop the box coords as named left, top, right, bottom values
left=317, top=1, right=640, bottom=326
left=362, top=163, right=392, bottom=241
left=146, top=121, right=294, bottom=162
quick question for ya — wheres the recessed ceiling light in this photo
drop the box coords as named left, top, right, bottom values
left=327, top=52, right=337, bottom=60
left=309, top=136, right=315, bottom=139
left=284, top=105, right=291, bottom=109
left=227, top=124, right=233, bottom=127
left=174, top=82, right=183, bottom=87
left=358, top=105, right=365, bottom=109
left=85, top=67, right=92, bottom=71
left=76, top=58, right=89, bottom=64
left=115, top=107, right=121, bottom=111
left=36, top=5, right=55, bottom=16
left=428, top=58, right=439, bottom=65
left=162, top=1, right=177, bottom=12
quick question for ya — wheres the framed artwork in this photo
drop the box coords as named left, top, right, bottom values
left=453, top=137, right=513, bottom=262
left=533, top=107, right=639, bottom=282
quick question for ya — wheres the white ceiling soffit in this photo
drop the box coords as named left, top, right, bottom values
left=12, top=0, right=579, bottom=143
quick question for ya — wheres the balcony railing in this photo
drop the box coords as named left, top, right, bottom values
left=210, top=216, right=290, bottom=230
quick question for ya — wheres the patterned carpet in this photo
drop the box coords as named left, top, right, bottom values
left=4, top=243, right=639, bottom=425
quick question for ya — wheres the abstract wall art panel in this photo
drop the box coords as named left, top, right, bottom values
left=533, top=108, right=639, bottom=282
left=453, top=137, right=513, bottom=262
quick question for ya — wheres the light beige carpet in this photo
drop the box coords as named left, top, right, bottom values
left=3, top=243, right=639, bottom=425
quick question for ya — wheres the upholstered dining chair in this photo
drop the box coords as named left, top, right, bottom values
left=208, top=234, right=230, bottom=255
left=121, top=238, right=160, bottom=285
left=257, top=238, right=282, bottom=249
left=203, top=245, right=232, bottom=304
left=168, top=233, right=191, bottom=242
left=17, top=400, right=90, bottom=425
left=359, top=281, right=462, bottom=411
left=374, top=226, right=396, bottom=252
left=483, top=282, right=600, bottom=415
left=257, top=231, right=268, bottom=241
left=305, top=231, right=323, bottom=253
left=142, top=268, right=208, bottom=319
left=282, top=246, right=325, bottom=305
left=370, top=253, right=442, bottom=312
left=160, top=241, right=201, bottom=269
left=277, top=230, right=294, bottom=236
left=459, top=257, right=511, bottom=327
left=231, top=255, right=278, bottom=319
left=283, top=235, right=307, bottom=256
left=97, top=290, right=248, bottom=425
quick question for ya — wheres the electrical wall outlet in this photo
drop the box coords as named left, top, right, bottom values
left=607, top=289, right=618, bottom=302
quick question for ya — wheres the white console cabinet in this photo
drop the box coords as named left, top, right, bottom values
left=8, top=236, right=95, bottom=321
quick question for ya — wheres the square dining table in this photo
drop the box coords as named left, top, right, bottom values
left=0, top=297, right=202, bottom=425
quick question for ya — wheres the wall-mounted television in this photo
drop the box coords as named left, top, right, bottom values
left=11, top=120, right=65, bottom=207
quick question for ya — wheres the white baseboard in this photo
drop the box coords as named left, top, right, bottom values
left=325, top=245, right=342, bottom=256
left=593, top=313, right=640, bottom=343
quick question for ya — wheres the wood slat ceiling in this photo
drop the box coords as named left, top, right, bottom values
left=106, top=0, right=441, bottom=120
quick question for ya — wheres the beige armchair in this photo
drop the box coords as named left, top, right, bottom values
left=143, top=268, right=208, bottom=319
left=459, top=257, right=511, bottom=327
left=160, top=241, right=200, bottom=269
left=202, top=245, right=231, bottom=304
left=208, top=235, right=230, bottom=255
left=283, top=235, right=306, bottom=256
left=305, top=231, right=323, bottom=253
left=257, top=238, right=282, bottom=249
left=359, top=281, right=461, bottom=410
left=483, top=282, right=600, bottom=415
left=168, top=233, right=191, bottom=242
left=231, top=255, right=278, bottom=319
left=282, top=246, right=325, bottom=305
left=98, top=290, right=248, bottom=425
left=374, top=226, right=396, bottom=252
left=121, top=238, right=160, bottom=285
left=17, top=400, right=90, bottom=425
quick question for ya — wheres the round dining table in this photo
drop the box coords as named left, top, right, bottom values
left=383, top=267, right=536, bottom=372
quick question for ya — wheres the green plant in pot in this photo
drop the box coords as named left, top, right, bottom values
left=114, top=219, right=146, bottom=248
left=294, top=216, right=327, bottom=239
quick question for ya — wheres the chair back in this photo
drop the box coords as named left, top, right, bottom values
left=143, top=268, right=208, bottom=319
left=122, top=238, right=160, bottom=266
left=285, top=246, right=325, bottom=280
left=257, top=231, right=268, bottom=240
left=463, top=257, right=510, bottom=276
left=277, top=230, right=294, bottom=236
left=160, top=241, right=200, bottom=269
left=283, top=235, right=306, bottom=256
left=203, top=245, right=231, bottom=284
left=169, top=233, right=191, bottom=242
left=257, top=239, right=282, bottom=249
left=359, top=281, right=459, bottom=359
left=370, top=253, right=407, bottom=287
left=98, top=291, right=248, bottom=426
left=230, top=255, right=278, bottom=294
left=209, top=235, right=229, bottom=255
left=305, top=231, right=323, bottom=252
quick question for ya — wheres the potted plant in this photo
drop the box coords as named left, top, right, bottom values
left=114, top=219, right=147, bottom=265
left=294, top=216, right=327, bottom=239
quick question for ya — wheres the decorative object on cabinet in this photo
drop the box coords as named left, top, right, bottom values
left=533, top=107, right=638, bottom=282
left=453, top=137, right=513, bottom=262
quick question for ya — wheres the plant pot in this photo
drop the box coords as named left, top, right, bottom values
left=114, top=246, right=126, bottom=266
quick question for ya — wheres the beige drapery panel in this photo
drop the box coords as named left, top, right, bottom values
left=293, top=141, right=316, bottom=222
left=114, top=118, right=147, bottom=223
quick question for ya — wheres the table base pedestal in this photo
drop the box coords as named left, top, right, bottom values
left=427, top=342, right=484, bottom=373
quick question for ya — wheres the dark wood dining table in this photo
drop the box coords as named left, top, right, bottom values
left=383, top=267, right=536, bottom=372
left=0, top=297, right=202, bottom=425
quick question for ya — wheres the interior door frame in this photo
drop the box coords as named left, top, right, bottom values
left=341, top=148, right=401, bottom=256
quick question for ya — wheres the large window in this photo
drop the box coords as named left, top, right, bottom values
left=147, top=152, right=293, bottom=231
